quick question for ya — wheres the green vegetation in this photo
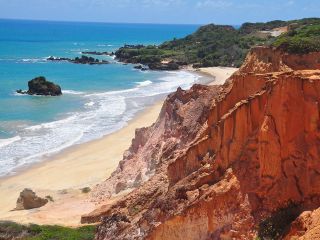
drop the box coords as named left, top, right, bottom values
left=272, top=24, right=320, bottom=54
left=116, top=24, right=268, bottom=68
left=257, top=203, right=301, bottom=240
left=239, top=20, right=287, bottom=34
left=81, top=187, right=91, bottom=194
left=115, top=18, right=320, bottom=68
left=159, top=24, right=268, bottom=67
left=239, top=18, right=320, bottom=34
left=0, top=221, right=96, bottom=240
left=45, top=195, right=54, bottom=202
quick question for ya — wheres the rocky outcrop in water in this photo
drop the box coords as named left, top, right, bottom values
left=134, top=65, right=148, bottom=71
left=87, top=47, right=320, bottom=239
left=47, top=55, right=109, bottom=65
left=15, top=189, right=48, bottom=210
left=17, top=76, right=62, bottom=96
left=114, top=44, right=184, bottom=71
left=81, top=51, right=114, bottom=56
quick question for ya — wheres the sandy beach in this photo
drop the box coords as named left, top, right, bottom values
left=0, top=101, right=163, bottom=225
left=0, top=67, right=237, bottom=226
left=197, top=66, right=238, bottom=85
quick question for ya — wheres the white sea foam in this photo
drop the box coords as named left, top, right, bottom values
left=0, top=70, right=200, bottom=177
left=136, top=80, right=152, bottom=87
left=84, top=87, right=138, bottom=97
left=63, top=90, right=85, bottom=95
left=13, top=91, right=27, bottom=96
left=0, top=136, right=21, bottom=148
left=20, top=58, right=47, bottom=63
left=73, top=42, right=85, bottom=46
left=85, top=101, right=95, bottom=107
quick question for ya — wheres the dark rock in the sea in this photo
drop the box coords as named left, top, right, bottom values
left=47, top=56, right=70, bottom=61
left=15, top=188, right=48, bottom=210
left=47, top=55, right=109, bottom=65
left=71, top=55, right=110, bottom=65
left=134, top=64, right=143, bottom=70
left=81, top=51, right=112, bottom=56
left=148, top=61, right=180, bottom=71
left=28, top=76, right=62, bottom=96
left=134, top=65, right=148, bottom=71
left=16, top=76, right=62, bottom=96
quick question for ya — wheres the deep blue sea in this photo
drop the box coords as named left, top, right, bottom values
left=0, top=19, right=203, bottom=176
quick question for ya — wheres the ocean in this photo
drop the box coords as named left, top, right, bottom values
left=0, top=19, right=203, bottom=176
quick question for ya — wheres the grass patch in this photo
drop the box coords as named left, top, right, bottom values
left=0, top=221, right=96, bottom=240
left=81, top=187, right=91, bottom=194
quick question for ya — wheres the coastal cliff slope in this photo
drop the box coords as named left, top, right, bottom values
left=85, top=46, right=320, bottom=239
left=90, top=83, right=223, bottom=203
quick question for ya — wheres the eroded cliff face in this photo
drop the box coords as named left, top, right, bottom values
left=239, top=46, right=320, bottom=73
left=89, top=84, right=221, bottom=203
left=87, top=47, right=320, bottom=240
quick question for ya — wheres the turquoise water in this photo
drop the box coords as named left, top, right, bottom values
left=0, top=19, right=202, bottom=176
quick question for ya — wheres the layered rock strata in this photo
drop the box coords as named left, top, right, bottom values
left=87, top=46, right=320, bottom=240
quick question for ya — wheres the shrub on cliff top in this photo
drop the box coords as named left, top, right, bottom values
left=272, top=24, right=320, bottom=54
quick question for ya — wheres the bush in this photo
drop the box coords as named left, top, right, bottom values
left=272, top=24, right=320, bottom=54
left=257, top=203, right=301, bottom=240
left=81, top=187, right=91, bottom=194
left=0, top=221, right=96, bottom=240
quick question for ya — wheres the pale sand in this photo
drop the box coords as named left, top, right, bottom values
left=196, top=66, right=238, bottom=85
left=0, top=101, right=163, bottom=226
left=0, top=67, right=237, bottom=226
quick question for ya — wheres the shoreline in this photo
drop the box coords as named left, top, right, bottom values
left=0, top=100, right=163, bottom=184
left=189, top=66, right=238, bottom=85
left=0, top=100, right=164, bottom=226
left=0, top=66, right=238, bottom=226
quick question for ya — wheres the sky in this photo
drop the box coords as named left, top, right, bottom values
left=0, top=0, right=319, bottom=25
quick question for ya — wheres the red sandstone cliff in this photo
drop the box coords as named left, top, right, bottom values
left=84, top=47, right=320, bottom=240
left=91, top=84, right=221, bottom=204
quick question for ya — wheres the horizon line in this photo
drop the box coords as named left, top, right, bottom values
left=0, top=17, right=243, bottom=27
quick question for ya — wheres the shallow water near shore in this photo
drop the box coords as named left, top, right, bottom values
left=0, top=19, right=203, bottom=176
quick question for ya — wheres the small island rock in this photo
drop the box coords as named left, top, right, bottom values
left=17, top=76, right=62, bottom=96
left=47, top=55, right=109, bottom=65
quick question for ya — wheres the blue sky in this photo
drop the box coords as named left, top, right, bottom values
left=0, top=0, right=319, bottom=25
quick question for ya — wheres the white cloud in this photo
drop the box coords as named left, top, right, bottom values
left=83, top=0, right=184, bottom=8
left=196, top=0, right=233, bottom=9
left=286, top=0, right=295, bottom=6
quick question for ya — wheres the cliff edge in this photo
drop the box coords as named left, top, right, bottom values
left=85, top=47, right=320, bottom=240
